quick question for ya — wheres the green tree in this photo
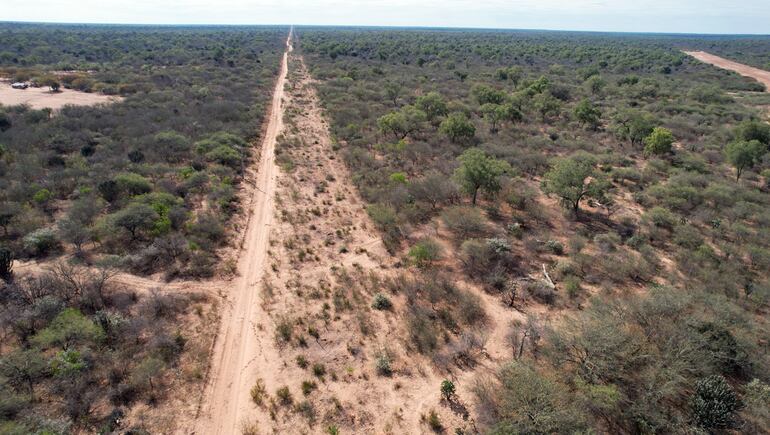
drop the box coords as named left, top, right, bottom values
left=735, top=119, right=770, bottom=145
left=32, top=308, right=104, bottom=350
left=573, top=99, right=601, bottom=130
left=110, top=202, right=159, bottom=240
left=611, top=110, right=655, bottom=147
left=481, top=103, right=522, bottom=133
left=725, top=139, right=766, bottom=181
left=454, top=148, right=511, bottom=205
left=533, top=92, right=561, bottom=122
left=472, top=84, right=506, bottom=105
left=691, top=375, right=740, bottom=430
left=440, top=112, right=476, bottom=143
left=643, top=127, right=675, bottom=157
left=541, top=153, right=610, bottom=215
left=377, top=105, right=426, bottom=140
left=415, top=92, right=448, bottom=124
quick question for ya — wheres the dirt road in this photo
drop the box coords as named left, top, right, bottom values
left=192, top=29, right=292, bottom=434
left=684, top=51, right=770, bottom=91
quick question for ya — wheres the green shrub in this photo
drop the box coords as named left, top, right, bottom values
left=408, top=238, right=442, bottom=267
left=371, top=293, right=392, bottom=310
left=275, top=386, right=293, bottom=406
left=691, top=375, right=739, bottom=430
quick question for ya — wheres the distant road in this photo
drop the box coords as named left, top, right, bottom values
left=684, top=51, right=770, bottom=92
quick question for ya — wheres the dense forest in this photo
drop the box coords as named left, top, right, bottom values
left=296, top=27, right=770, bottom=433
left=0, top=24, right=286, bottom=433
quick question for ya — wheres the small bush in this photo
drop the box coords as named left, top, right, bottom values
left=375, top=352, right=392, bottom=376
left=427, top=409, right=443, bottom=432
left=250, top=379, right=267, bottom=406
left=275, top=386, right=293, bottom=406
left=371, top=293, right=393, bottom=310
left=301, top=380, right=317, bottom=396
left=312, top=363, right=326, bottom=378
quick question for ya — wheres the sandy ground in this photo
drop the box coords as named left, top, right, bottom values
left=684, top=51, right=770, bottom=91
left=0, top=81, right=121, bottom=109
left=190, top=31, right=293, bottom=435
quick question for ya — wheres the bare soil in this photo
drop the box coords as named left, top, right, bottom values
left=0, top=81, right=121, bottom=109
left=684, top=51, right=770, bottom=91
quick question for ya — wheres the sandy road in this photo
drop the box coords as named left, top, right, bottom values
left=684, top=50, right=770, bottom=91
left=191, top=29, right=292, bottom=435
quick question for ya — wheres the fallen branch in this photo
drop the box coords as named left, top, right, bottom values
left=542, top=264, right=555, bottom=290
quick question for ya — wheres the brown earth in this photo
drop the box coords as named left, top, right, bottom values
left=0, top=80, right=121, bottom=109
left=684, top=50, right=770, bottom=91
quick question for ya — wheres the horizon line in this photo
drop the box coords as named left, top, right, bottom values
left=1, top=20, right=769, bottom=37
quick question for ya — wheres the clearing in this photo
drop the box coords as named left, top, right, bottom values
left=0, top=80, right=121, bottom=109
left=684, top=50, right=770, bottom=91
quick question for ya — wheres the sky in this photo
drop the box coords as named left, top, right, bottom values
left=3, top=0, right=770, bottom=35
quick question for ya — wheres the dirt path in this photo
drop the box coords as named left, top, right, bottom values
left=191, top=29, right=293, bottom=435
left=684, top=50, right=770, bottom=91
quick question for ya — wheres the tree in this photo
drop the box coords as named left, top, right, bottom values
left=735, top=119, right=770, bottom=145
left=408, top=172, right=458, bottom=209
left=483, top=362, right=583, bottom=434
left=440, top=112, right=476, bottom=144
left=0, top=349, right=47, bottom=400
left=377, top=105, right=426, bottom=140
left=58, top=217, right=91, bottom=255
left=454, top=148, right=511, bottom=205
left=481, top=103, right=522, bottom=133
left=384, top=82, right=401, bottom=106
left=725, top=139, right=766, bottom=181
left=416, top=92, right=448, bottom=124
left=691, top=375, right=740, bottom=430
left=643, top=127, right=675, bottom=157
left=573, top=99, right=601, bottom=130
left=611, top=110, right=655, bottom=147
left=40, top=75, right=61, bottom=92
left=110, top=202, right=159, bottom=240
left=0, top=245, right=12, bottom=282
left=472, top=84, right=506, bottom=105
left=533, top=92, right=562, bottom=122
left=541, top=153, right=611, bottom=215
left=32, top=308, right=104, bottom=350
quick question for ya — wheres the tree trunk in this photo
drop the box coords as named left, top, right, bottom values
left=472, top=188, right=479, bottom=206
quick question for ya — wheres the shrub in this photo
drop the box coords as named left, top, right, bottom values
left=442, top=206, right=487, bottom=239
left=440, top=379, right=456, bottom=401
left=301, top=380, right=317, bottom=396
left=312, top=363, right=326, bottom=378
left=371, top=293, right=392, bottom=310
left=643, top=127, right=675, bottom=157
left=408, top=238, right=442, bottom=267
left=426, top=409, right=443, bottom=432
left=375, top=352, right=392, bottom=376
left=691, top=375, right=739, bottom=430
left=23, top=228, right=60, bottom=256
left=275, top=386, right=293, bottom=406
left=250, top=379, right=267, bottom=406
